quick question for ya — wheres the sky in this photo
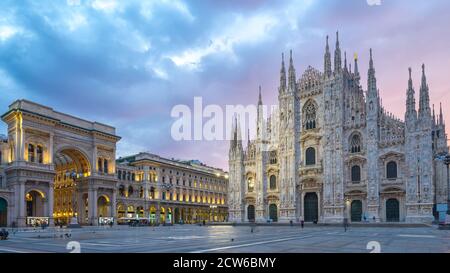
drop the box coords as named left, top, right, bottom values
left=0, top=0, right=449, bottom=171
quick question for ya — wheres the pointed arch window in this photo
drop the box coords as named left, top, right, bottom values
left=350, top=134, right=362, bottom=153
left=269, top=175, right=277, bottom=190
left=351, top=165, right=361, bottom=182
left=386, top=161, right=398, bottom=179
left=247, top=178, right=254, bottom=192
left=303, top=101, right=317, bottom=130
left=305, top=147, right=316, bottom=166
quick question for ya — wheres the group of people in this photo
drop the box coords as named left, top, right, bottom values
left=0, top=228, right=8, bottom=240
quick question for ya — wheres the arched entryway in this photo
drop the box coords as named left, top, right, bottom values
left=386, top=198, right=400, bottom=222
left=351, top=200, right=362, bottom=222
left=26, top=190, right=45, bottom=217
left=0, top=198, right=7, bottom=227
left=174, top=207, right=180, bottom=224
left=97, top=195, right=110, bottom=217
left=269, top=204, right=278, bottom=222
left=53, top=147, right=92, bottom=225
left=304, top=192, right=318, bottom=222
left=247, top=205, right=255, bottom=222
left=160, top=207, right=166, bottom=223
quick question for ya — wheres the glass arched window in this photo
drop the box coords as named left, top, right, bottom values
left=303, top=100, right=317, bottom=130
left=305, top=147, right=316, bottom=166
left=36, top=145, right=43, bottom=163
left=351, top=165, right=361, bottom=182
left=103, top=159, right=108, bottom=174
left=128, top=185, right=134, bottom=196
left=98, top=158, right=103, bottom=173
left=28, top=144, right=35, bottom=162
left=351, top=134, right=361, bottom=153
left=269, top=151, right=277, bottom=164
left=139, top=186, right=144, bottom=198
left=269, top=175, right=276, bottom=190
left=247, top=178, right=254, bottom=192
left=119, top=185, right=125, bottom=197
left=386, top=161, right=398, bottom=179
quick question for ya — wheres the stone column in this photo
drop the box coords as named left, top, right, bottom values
left=48, top=132, right=54, bottom=164
left=111, top=190, right=117, bottom=221
left=16, top=182, right=26, bottom=227
left=48, top=183, right=54, bottom=226
left=88, top=187, right=98, bottom=225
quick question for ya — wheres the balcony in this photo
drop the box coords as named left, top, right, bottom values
left=381, top=177, right=404, bottom=186
left=299, top=162, right=323, bottom=176
left=6, top=160, right=54, bottom=172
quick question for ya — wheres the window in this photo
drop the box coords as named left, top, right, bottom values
left=118, top=170, right=122, bottom=179
left=303, top=100, right=317, bottom=130
left=270, top=175, right=277, bottom=190
left=247, top=178, right=254, bottom=192
left=36, top=145, right=43, bottom=163
left=98, top=158, right=103, bottom=173
left=350, top=134, right=361, bottom=153
left=28, top=144, right=35, bottom=162
left=132, top=173, right=135, bottom=181
left=351, top=165, right=361, bottom=182
left=128, top=185, right=134, bottom=196
left=305, top=147, right=316, bottom=166
left=103, top=159, right=108, bottom=174
left=269, top=151, right=277, bottom=164
left=150, top=187, right=155, bottom=199
left=119, top=185, right=125, bottom=197
left=386, top=161, right=398, bottom=179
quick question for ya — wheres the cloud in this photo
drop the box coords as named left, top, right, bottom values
left=0, top=0, right=449, bottom=170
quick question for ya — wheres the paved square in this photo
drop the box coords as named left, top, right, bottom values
left=0, top=225, right=449, bottom=253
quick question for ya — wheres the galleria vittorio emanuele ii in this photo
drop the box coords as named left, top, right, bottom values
left=0, top=100, right=228, bottom=227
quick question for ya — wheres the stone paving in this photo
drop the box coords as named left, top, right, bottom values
left=0, top=224, right=449, bottom=253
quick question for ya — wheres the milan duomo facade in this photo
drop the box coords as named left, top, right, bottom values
left=228, top=33, right=449, bottom=224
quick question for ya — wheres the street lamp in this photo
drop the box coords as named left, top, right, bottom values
left=67, top=170, right=81, bottom=228
left=160, top=182, right=173, bottom=224
left=444, top=154, right=450, bottom=215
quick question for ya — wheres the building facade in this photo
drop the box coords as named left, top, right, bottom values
left=0, top=100, right=227, bottom=227
left=228, top=33, right=449, bottom=224
left=115, top=154, right=228, bottom=225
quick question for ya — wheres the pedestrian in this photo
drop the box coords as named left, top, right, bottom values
left=301, top=220, right=304, bottom=229
left=343, top=218, right=348, bottom=232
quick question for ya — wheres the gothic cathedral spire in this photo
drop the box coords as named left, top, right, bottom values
left=324, top=35, right=332, bottom=78
left=406, top=67, right=417, bottom=122
left=418, top=64, right=431, bottom=119
left=279, top=53, right=287, bottom=93
left=367, top=49, right=377, bottom=98
left=288, top=50, right=296, bottom=92
left=334, top=31, right=342, bottom=73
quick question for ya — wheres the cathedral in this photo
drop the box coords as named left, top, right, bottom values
left=228, top=33, right=449, bottom=224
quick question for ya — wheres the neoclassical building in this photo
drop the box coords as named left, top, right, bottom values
left=115, top=154, right=228, bottom=225
left=228, top=33, right=449, bottom=224
left=0, top=100, right=227, bottom=227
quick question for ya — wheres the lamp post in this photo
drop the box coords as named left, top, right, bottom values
left=444, top=154, right=450, bottom=215
left=160, top=182, right=172, bottom=224
left=67, top=170, right=81, bottom=228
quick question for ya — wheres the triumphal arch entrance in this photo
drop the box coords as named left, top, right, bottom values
left=1, top=100, right=120, bottom=227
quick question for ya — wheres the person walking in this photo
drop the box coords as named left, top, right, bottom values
left=343, top=218, right=349, bottom=232
left=300, top=219, right=304, bottom=229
